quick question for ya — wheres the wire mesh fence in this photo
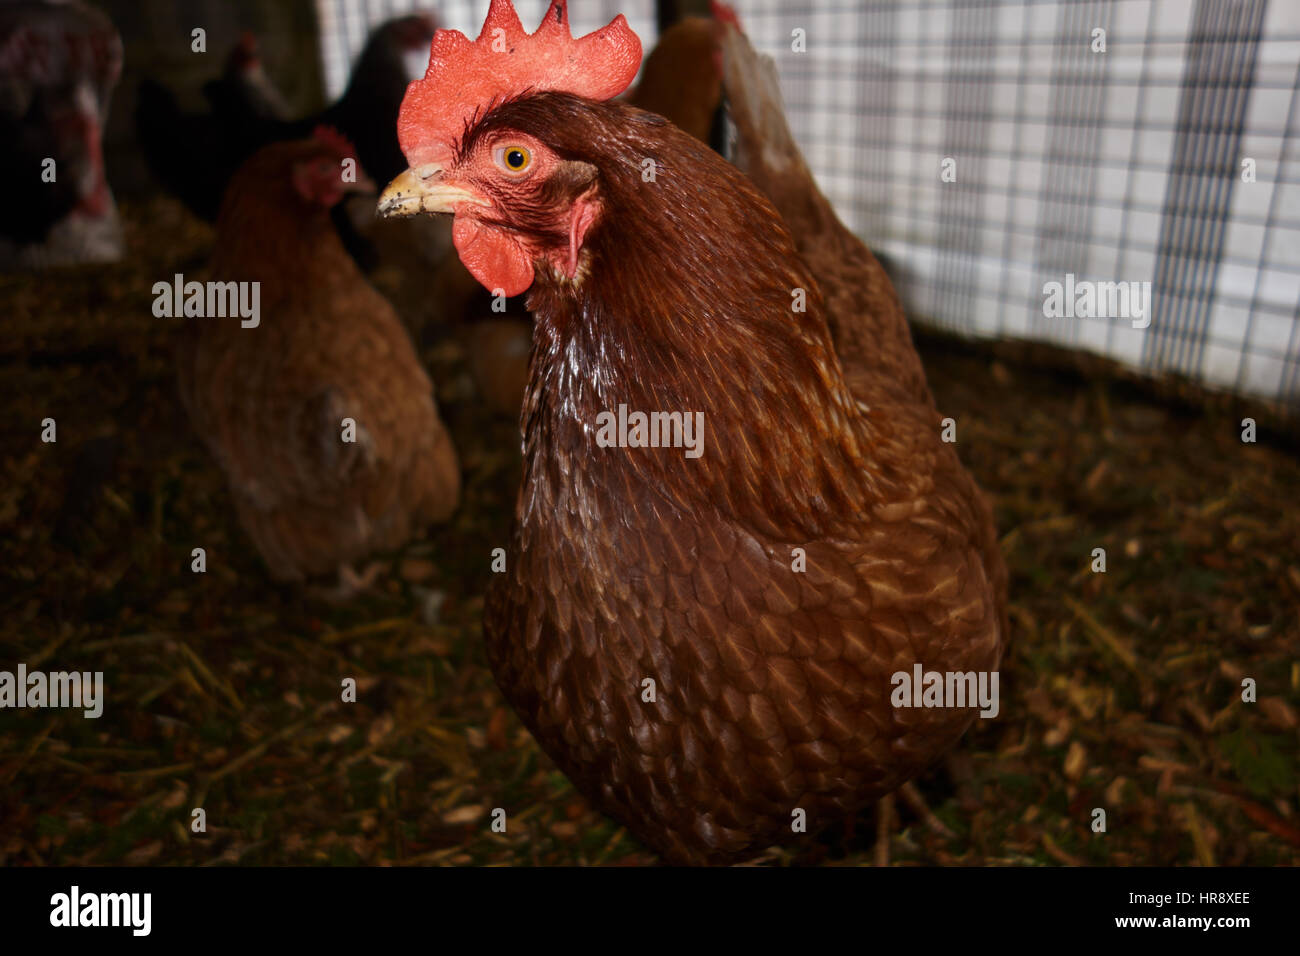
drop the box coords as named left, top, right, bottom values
left=314, top=0, right=1300, bottom=404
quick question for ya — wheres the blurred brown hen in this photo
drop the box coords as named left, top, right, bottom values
left=382, top=0, right=1005, bottom=864
left=716, top=14, right=937, bottom=410
left=626, top=15, right=723, bottom=145
left=179, top=133, right=460, bottom=590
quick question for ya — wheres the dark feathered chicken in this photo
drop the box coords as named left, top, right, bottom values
left=136, top=14, right=436, bottom=222
left=382, top=0, right=1006, bottom=864
left=203, top=31, right=293, bottom=126
left=318, top=13, right=438, bottom=187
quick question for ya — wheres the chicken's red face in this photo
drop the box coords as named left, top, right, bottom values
left=380, top=128, right=600, bottom=296
left=292, top=155, right=348, bottom=208
left=376, top=0, right=640, bottom=296
left=291, top=128, right=376, bottom=209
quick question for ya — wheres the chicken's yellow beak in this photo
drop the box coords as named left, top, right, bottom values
left=378, top=164, right=488, bottom=218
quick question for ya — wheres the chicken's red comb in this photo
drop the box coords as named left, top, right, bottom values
left=396, top=0, right=642, bottom=167
left=312, top=125, right=358, bottom=162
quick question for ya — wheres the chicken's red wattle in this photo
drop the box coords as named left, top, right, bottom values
left=452, top=217, right=534, bottom=297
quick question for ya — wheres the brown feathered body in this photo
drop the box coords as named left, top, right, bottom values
left=718, top=25, right=933, bottom=407
left=717, top=24, right=1008, bottom=643
left=480, top=93, right=1006, bottom=864
left=179, top=140, right=460, bottom=581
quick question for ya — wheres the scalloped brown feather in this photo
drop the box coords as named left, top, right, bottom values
left=718, top=22, right=1009, bottom=643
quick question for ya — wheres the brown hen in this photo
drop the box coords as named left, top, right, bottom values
left=381, top=0, right=1005, bottom=864
left=180, top=133, right=460, bottom=588
left=626, top=16, right=724, bottom=145
left=717, top=16, right=935, bottom=410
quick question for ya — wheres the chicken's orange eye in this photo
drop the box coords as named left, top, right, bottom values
left=495, top=145, right=532, bottom=174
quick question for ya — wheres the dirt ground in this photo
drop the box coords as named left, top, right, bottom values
left=1, top=197, right=1297, bottom=866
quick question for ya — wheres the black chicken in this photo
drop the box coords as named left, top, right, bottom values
left=135, top=13, right=437, bottom=222
left=202, top=30, right=293, bottom=127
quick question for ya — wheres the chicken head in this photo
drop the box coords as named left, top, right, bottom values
left=376, top=0, right=640, bottom=297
